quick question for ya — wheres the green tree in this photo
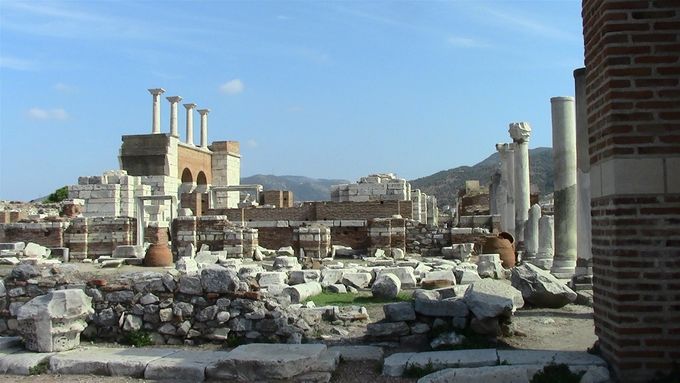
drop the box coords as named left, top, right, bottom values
left=46, top=186, right=68, bottom=203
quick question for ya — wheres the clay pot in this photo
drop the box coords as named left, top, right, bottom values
left=483, top=233, right=516, bottom=268
left=144, top=244, right=173, bottom=267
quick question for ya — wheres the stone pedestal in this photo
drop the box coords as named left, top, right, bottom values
left=523, top=204, right=541, bottom=262
left=509, top=123, right=531, bottom=243
left=534, top=215, right=554, bottom=270
left=16, top=289, right=94, bottom=352
left=550, top=97, right=578, bottom=279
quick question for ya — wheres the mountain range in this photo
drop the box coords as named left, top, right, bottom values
left=242, top=147, right=554, bottom=206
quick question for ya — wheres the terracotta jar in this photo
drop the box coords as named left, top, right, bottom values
left=144, top=244, right=172, bottom=267
left=483, top=232, right=516, bottom=268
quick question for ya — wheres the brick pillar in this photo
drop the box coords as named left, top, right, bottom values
left=582, top=1, right=680, bottom=381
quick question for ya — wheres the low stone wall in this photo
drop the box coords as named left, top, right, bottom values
left=64, top=217, right=136, bottom=260
left=0, top=265, right=330, bottom=346
left=0, top=221, right=68, bottom=248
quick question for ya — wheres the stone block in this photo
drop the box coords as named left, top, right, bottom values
left=145, top=349, right=231, bottom=381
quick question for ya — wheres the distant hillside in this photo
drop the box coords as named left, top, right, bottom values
left=410, top=147, right=554, bottom=207
left=240, top=175, right=351, bottom=202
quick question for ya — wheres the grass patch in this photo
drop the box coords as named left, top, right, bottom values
left=531, top=363, right=584, bottom=383
left=403, top=360, right=437, bottom=379
left=305, top=291, right=412, bottom=306
left=29, top=360, right=48, bottom=375
left=122, top=330, right=152, bottom=347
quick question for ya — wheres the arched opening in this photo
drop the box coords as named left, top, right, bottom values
left=196, top=171, right=207, bottom=185
left=181, top=168, right=193, bottom=183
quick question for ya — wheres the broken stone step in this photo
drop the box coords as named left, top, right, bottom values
left=329, top=345, right=384, bottom=362
left=0, top=350, right=55, bottom=375
left=49, top=347, right=178, bottom=377
left=497, top=350, right=607, bottom=367
left=206, top=343, right=331, bottom=381
left=145, top=349, right=231, bottom=381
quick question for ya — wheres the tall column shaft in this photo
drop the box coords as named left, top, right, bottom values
left=534, top=215, right=554, bottom=270
left=496, top=143, right=515, bottom=237
left=197, top=109, right=210, bottom=149
left=148, top=88, right=166, bottom=134
left=574, top=68, right=593, bottom=282
left=167, top=96, right=183, bottom=138
left=184, top=103, right=197, bottom=146
left=550, top=97, right=578, bottom=278
left=524, top=204, right=541, bottom=261
left=509, top=122, right=531, bottom=243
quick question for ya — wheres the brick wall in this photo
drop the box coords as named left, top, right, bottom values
left=64, top=217, right=136, bottom=260
left=582, top=1, right=680, bottom=381
left=177, top=144, right=213, bottom=184
left=0, top=222, right=68, bottom=247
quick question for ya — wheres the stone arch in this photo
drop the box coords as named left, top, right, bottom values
left=181, top=168, right=193, bottom=183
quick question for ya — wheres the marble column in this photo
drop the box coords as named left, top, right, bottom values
left=166, top=96, right=183, bottom=138
left=495, top=143, right=515, bottom=237
left=574, top=68, right=593, bottom=283
left=509, top=122, right=531, bottom=243
left=524, top=204, right=541, bottom=262
left=148, top=88, right=166, bottom=134
left=550, top=97, right=578, bottom=278
left=197, top=108, right=210, bottom=149
left=183, top=103, right=197, bottom=146
left=534, top=215, right=554, bottom=270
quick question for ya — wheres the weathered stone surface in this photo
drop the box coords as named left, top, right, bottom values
left=383, top=302, right=416, bottom=322
left=201, top=266, right=239, bottom=293
left=477, top=254, right=505, bottom=279
left=23, top=242, right=50, bottom=258
left=17, top=289, right=93, bottom=352
left=510, top=263, right=577, bottom=308
left=421, top=270, right=457, bottom=288
left=341, top=272, right=373, bottom=289
left=329, top=345, right=384, bottom=362
left=283, top=282, right=322, bottom=304
left=372, top=273, right=401, bottom=299
left=195, top=251, right=219, bottom=265
left=418, top=365, right=538, bottom=383
left=326, top=284, right=347, bottom=293
left=430, top=332, right=465, bottom=350
left=178, top=275, right=202, bottom=295
left=258, top=272, right=288, bottom=287
left=377, top=267, right=417, bottom=288
left=414, top=290, right=469, bottom=317
left=145, top=349, right=231, bottom=381
left=366, top=321, right=410, bottom=337
left=273, top=256, right=301, bottom=271
left=383, top=353, right=416, bottom=377
left=176, top=257, right=198, bottom=274
left=463, top=279, right=524, bottom=319
left=0, top=350, right=55, bottom=375
left=289, top=270, right=321, bottom=285
left=113, top=245, right=144, bottom=259
left=407, top=348, right=499, bottom=371
left=10, top=264, right=39, bottom=280
left=206, top=343, right=328, bottom=380
left=50, top=347, right=176, bottom=377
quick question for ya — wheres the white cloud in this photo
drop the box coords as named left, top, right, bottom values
left=26, top=107, right=69, bottom=121
left=219, top=79, right=245, bottom=95
left=0, top=56, right=38, bottom=71
left=447, top=36, right=486, bottom=48
left=246, top=139, right=258, bottom=148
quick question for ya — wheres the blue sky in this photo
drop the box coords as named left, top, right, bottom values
left=0, top=1, right=584, bottom=201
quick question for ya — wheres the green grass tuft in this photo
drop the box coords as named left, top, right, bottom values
left=530, top=363, right=584, bottom=383
left=29, top=360, right=48, bottom=375
left=304, top=291, right=412, bottom=306
left=122, top=330, right=152, bottom=347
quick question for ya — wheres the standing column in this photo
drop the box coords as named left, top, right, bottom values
left=166, top=96, right=183, bottom=138
left=197, top=108, right=210, bottom=149
left=524, top=204, right=541, bottom=262
left=183, top=103, right=197, bottom=145
left=509, top=122, right=531, bottom=243
left=535, top=215, right=554, bottom=270
left=574, top=68, right=593, bottom=284
left=148, top=88, right=166, bottom=134
left=495, top=143, right=515, bottom=237
left=550, top=97, right=578, bottom=278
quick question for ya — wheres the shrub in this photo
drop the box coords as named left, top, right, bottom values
left=123, top=330, right=152, bottom=347
left=531, top=363, right=584, bottom=383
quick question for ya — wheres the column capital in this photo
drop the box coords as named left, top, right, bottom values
left=166, top=96, right=183, bottom=103
left=183, top=103, right=197, bottom=110
left=148, top=88, right=166, bottom=96
left=197, top=108, right=211, bottom=115
left=509, top=122, right=531, bottom=143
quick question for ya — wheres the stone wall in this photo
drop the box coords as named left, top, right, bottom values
left=582, top=1, right=680, bottom=381
left=177, top=144, right=213, bottom=185
left=0, top=221, right=68, bottom=248
left=331, top=174, right=411, bottom=202
left=172, top=216, right=258, bottom=258
left=209, top=141, right=240, bottom=208
left=64, top=217, right=136, bottom=260
left=0, top=266, right=325, bottom=346
left=211, top=200, right=413, bottom=222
